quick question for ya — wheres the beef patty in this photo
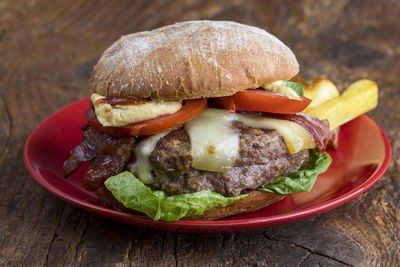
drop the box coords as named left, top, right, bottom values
left=65, top=124, right=309, bottom=196
left=149, top=123, right=309, bottom=196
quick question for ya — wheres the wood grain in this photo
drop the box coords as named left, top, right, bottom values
left=1, top=0, right=399, bottom=266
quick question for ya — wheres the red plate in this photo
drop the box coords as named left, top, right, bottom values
left=24, top=98, right=391, bottom=233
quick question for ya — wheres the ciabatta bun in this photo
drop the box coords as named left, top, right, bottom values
left=90, top=21, right=298, bottom=100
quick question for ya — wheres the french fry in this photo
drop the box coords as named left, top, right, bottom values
left=303, top=77, right=340, bottom=112
left=306, top=79, right=378, bottom=130
left=290, top=76, right=310, bottom=88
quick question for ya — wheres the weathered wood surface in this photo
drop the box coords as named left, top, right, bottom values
left=1, top=0, right=399, bottom=266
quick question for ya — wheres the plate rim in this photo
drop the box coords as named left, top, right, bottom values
left=23, top=98, right=392, bottom=230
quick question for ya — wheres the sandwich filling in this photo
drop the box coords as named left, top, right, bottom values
left=63, top=105, right=331, bottom=220
left=90, top=81, right=300, bottom=128
left=91, top=93, right=182, bottom=127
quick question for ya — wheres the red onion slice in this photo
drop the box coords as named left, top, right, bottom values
left=273, top=113, right=330, bottom=151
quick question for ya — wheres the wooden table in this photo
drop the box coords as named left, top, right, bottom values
left=1, top=0, right=399, bottom=265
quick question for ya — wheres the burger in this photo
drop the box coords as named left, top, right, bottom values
left=63, top=21, right=332, bottom=221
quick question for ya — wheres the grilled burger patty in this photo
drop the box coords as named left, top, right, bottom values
left=149, top=123, right=309, bottom=196
left=64, top=124, right=309, bottom=197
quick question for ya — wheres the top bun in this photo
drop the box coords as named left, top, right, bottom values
left=90, top=20, right=299, bottom=100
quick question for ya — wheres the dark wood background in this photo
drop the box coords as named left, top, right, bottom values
left=1, top=0, right=399, bottom=266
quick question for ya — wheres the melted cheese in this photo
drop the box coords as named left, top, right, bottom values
left=185, top=108, right=315, bottom=172
left=133, top=108, right=316, bottom=180
left=262, top=81, right=301, bottom=100
left=134, top=132, right=169, bottom=184
left=90, top=93, right=182, bottom=127
left=185, top=109, right=239, bottom=172
left=235, top=113, right=315, bottom=153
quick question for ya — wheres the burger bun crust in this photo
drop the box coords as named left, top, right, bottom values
left=90, top=20, right=299, bottom=100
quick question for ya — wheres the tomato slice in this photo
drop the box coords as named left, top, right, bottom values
left=213, top=95, right=236, bottom=114
left=214, top=89, right=311, bottom=114
left=83, top=98, right=207, bottom=136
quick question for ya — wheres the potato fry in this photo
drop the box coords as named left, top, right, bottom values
left=306, top=79, right=378, bottom=130
left=303, top=77, right=340, bottom=112
left=290, top=76, right=310, bottom=88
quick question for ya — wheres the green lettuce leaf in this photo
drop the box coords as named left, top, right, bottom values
left=282, top=81, right=304, bottom=96
left=258, top=149, right=332, bottom=194
left=89, top=100, right=95, bottom=112
left=104, top=171, right=246, bottom=221
left=105, top=150, right=331, bottom=221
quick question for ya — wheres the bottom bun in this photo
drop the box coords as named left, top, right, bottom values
left=95, top=185, right=285, bottom=221
left=185, top=191, right=285, bottom=220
